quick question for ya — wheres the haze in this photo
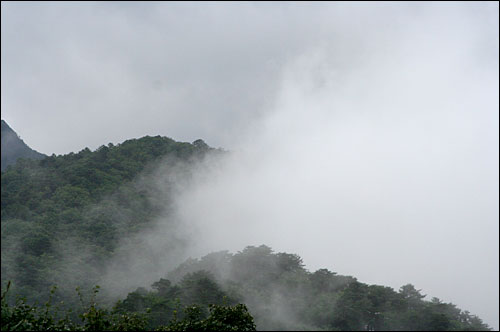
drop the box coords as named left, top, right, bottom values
left=2, top=2, right=498, bottom=329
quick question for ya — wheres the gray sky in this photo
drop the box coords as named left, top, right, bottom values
left=2, top=2, right=499, bottom=329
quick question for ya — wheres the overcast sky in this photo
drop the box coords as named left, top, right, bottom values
left=2, top=1, right=499, bottom=329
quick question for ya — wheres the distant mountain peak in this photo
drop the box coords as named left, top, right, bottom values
left=1, top=119, right=46, bottom=171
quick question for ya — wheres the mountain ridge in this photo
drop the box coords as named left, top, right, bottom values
left=1, top=120, right=46, bottom=171
left=0, top=132, right=492, bottom=331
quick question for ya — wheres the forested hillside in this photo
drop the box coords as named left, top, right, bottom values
left=1, top=120, right=46, bottom=171
left=115, top=245, right=491, bottom=331
left=1, top=135, right=492, bottom=331
left=1, top=135, right=215, bottom=306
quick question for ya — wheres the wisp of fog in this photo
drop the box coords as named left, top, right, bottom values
left=2, top=2, right=498, bottom=329
left=146, top=5, right=498, bottom=329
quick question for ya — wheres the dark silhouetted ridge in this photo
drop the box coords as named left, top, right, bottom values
left=1, top=120, right=46, bottom=171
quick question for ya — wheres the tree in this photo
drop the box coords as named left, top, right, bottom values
left=159, top=304, right=256, bottom=331
left=179, top=271, right=232, bottom=308
left=399, top=284, right=426, bottom=310
left=151, top=278, right=172, bottom=297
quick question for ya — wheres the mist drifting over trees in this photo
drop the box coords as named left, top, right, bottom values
left=2, top=2, right=498, bottom=330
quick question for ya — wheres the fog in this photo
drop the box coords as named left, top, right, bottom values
left=174, top=43, right=499, bottom=328
left=2, top=2, right=498, bottom=329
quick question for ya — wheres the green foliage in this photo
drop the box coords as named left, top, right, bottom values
left=157, top=247, right=492, bottom=331
left=179, top=271, right=233, bottom=307
left=159, top=304, right=256, bottom=331
left=1, top=131, right=493, bottom=331
left=1, top=281, right=255, bottom=331
left=1, top=135, right=220, bottom=308
left=1, top=282, right=148, bottom=331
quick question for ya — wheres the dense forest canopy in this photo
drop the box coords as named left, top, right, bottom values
left=1, top=133, right=492, bottom=331
left=2, top=134, right=215, bottom=297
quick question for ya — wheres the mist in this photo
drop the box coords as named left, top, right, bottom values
left=2, top=2, right=498, bottom=329
left=153, top=5, right=499, bottom=329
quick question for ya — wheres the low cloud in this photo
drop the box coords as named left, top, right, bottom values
left=2, top=2, right=498, bottom=329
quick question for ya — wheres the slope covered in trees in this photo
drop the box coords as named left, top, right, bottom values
left=1, top=134, right=216, bottom=306
left=116, top=245, right=491, bottom=331
left=1, top=281, right=256, bottom=331
left=1, top=134, right=492, bottom=331
left=1, top=120, right=46, bottom=171
left=1, top=245, right=491, bottom=331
